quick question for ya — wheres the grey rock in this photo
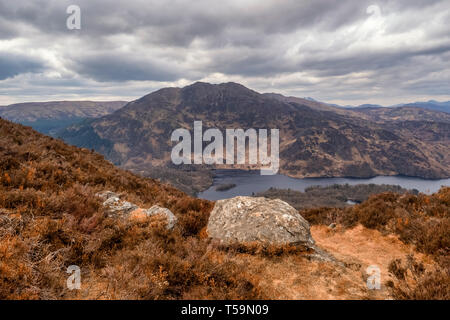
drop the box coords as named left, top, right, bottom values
left=144, top=205, right=177, bottom=230
left=96, top=191, right=118, bottom=201
left=306, top=246, right=340, bottom=264
left=207, top=196, right=315, bottom=247
left=96, top=191, right=138, bottom=217
left=95, top=191, right=177, bottom=229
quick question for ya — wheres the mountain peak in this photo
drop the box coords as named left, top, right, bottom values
left=184, top=81, right=255, bottom=92
left=180, top=81, right=260, bottom=103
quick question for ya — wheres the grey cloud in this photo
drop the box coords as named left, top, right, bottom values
left=0, top=0, right=70, bottom=35
left=0, top=0, right=449, bottom=104
left=0, top=18, right=20, bottom=39
left=299, top=44, right=450, bottom=77
left=0, top=0, right=397, bottom=46
left=206, top=51, right=293, bottom=77
left=71, top=54, right=181, bottom=82
left=0, top=53, right=44, bottom=80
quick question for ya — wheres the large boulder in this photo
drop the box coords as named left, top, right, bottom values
left=96, top=191, right=177, bottom=229
left=207, top=196, right=315, bottom=247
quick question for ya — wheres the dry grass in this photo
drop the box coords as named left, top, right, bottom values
left=0, top=119, right=262, bottom=300
left=300, top=188, right=450, bottom=299
left=0, top=118, right=448, bottom=300
left=301, top=189, right=450, bottom=258
left=387, top=255, right=450, bottom=300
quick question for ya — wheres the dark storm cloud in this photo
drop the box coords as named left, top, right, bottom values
left=0, top=0, right=69, bottom=36
left=0, top=18, right=20, bottom=39
left=207, top=51, right=293, bottom=77
left=0, top=0, right=449, bottom=104
left=0, top=0, right=371, bottom=45
left=71, top=54, right=181, bottom=82
left=0, top=0, right=414, bottom=47
left=300, top=43, right=450, bottom=77
left=0, top=52, right=44, bottom=80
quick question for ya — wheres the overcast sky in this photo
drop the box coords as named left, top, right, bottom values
left=0, top=0, right=449, bottom=106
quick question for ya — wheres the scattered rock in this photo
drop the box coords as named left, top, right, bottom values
left=96, top=191, right=138, bottom=217
left=96, top=191, right=177, bottom=229
left=207, top=196, right=315, bottom=247
left=143, top=205, right=177, bottom=229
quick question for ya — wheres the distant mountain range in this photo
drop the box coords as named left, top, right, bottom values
left=333, top=100, right=450, bottom=113
left=350, top=106, right=450, bottom=124
left=2, top=83, right=448, bottom=194
left=53, top=82, right=450, bottom=194
left=0, top=101, right=126, bottom=135
left=397, top=101, right=450, bottom=113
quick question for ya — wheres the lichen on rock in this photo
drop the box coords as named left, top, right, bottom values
left=207, top=196, right=315, bottom=247
left=96, top=191, right=177, bottom=229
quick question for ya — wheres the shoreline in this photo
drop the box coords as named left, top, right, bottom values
left=197, top=170, right=450, bottom=200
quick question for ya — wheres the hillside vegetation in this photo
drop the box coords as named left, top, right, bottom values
left=300, top=189, right=450, bottom=299
left=0, top=118, right=261, bottom=299
left=256, top=184, right=416, bottom=209
left=0, top=118, right=448, bottom=300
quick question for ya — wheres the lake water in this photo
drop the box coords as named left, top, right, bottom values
left=198, top=169, right=450, bottom=201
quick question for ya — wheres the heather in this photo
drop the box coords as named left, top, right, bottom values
left=1, top=118, right=448, bottom=300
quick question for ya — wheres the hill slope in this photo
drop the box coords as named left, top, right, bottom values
left=0, top=117, right=252, bottom=299
left=0, top=118, right=448, bottom=300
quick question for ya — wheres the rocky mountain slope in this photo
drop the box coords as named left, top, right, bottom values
left=0, top=118, right=448, bottom=300
left=59, top=82, right=450, bottom=193
left=262, top=92, right=348, bottom=114
left=0, top=101, right=126, bottom=135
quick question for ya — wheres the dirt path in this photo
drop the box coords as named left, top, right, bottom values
left=237, top=224, right=433, bottom=299
left=312, top=225, right=433, bottom=279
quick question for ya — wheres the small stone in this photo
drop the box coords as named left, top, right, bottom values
left=143, top=205, right=177, bottom=230
left=96, top=191, right=177, bottom=229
